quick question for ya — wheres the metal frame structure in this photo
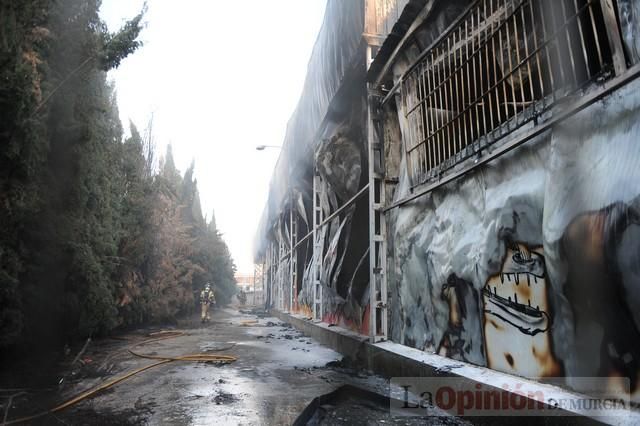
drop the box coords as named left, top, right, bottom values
left=289, top=197, right=298, bottom=313
left=260, top=184, right=369, bottom=317
left=312, top=169, right=325, bottom=322
left=274, top=241, right=279, bottom=309
left=401, top=0, right=624, bottom=187
left=251, top=262, right=264, bottom=306
left=278, top=232, right=286, bottom=311
left=367, top=85, right=389, bottom=342
left=267, top=242, right=274, bottom=308
left=271, top=241, right=276, bottom=309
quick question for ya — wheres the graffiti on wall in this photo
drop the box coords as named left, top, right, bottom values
left=482, top=242, right=562, bottom=378
left=437, top=274, right=474, bottom=360
left=403, top=203, right=640, bottom=397
left=562, top=202, right=640, bottom=396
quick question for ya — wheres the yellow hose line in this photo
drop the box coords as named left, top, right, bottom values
left=3, top=331, right=237, bottom=425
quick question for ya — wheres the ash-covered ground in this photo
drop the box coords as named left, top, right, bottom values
left=1, top=308, right=464, bottom=425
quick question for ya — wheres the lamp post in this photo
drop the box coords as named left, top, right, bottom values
left=256, top=144, right=284, bottom=310
left=255, top=145, right=282, bottom=151
left=257, top=144, right=299, bottom=314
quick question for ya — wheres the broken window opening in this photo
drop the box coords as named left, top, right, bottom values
left=402, top=0, right=620, bottom=187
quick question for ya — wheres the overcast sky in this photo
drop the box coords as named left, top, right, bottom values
left=99, top=0, right=327, bottom=273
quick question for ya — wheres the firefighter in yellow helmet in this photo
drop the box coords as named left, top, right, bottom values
left=200, top=283, right=216, bottom=323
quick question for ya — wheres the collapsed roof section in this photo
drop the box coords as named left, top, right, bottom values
left=254, top=0, right=417, bottom=261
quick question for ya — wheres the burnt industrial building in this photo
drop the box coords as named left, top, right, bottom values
left=255, top=0, right=640, bottom=404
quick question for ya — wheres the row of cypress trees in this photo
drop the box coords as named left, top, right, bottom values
left=0, top=0, right=236, bottom=352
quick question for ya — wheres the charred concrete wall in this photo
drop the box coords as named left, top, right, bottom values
left=381, top=0, right=640, bottom=400
left=257, top=0, right=414, bottom=331
left=296, top=82, right=372, bottom=333
left=257, top=0, right=640, bottom=401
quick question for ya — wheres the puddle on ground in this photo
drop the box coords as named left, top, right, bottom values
left=294, top=385, right=471, bottom=426
left=198, top=341, right=237, bottom=352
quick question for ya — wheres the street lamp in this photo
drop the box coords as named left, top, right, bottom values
left=256, top=144, right=282, bottom=308
left=256, top=142, right=298, bottom=312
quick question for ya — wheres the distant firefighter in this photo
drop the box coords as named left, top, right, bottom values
left=200, top=283, right=216, bottom=323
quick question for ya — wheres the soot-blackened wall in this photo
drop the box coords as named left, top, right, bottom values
left=386, top=60, right=640, bottom=400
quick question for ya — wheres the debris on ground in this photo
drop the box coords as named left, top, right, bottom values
left=212, top=391, right=239, bottom=405
left=0, top=309, right=440, bottom=425
left=293, top=385, right=469, bottom=426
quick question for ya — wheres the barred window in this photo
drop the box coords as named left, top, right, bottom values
left=402, top=0, right=619, bottom=187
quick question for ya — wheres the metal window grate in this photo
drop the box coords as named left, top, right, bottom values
left=402, top=0, right=618, bottom=186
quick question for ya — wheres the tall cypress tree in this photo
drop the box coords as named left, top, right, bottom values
left=0, top=0, right=50, bottom=347
left=1, top=0, right=146, bottom=349
left=1, top=1, right=238, bottom=353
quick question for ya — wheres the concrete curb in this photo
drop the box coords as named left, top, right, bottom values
left=271, top=309, right=640, bottom=426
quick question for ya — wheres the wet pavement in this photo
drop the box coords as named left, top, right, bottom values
left=2, top=308, right=466, bottom=425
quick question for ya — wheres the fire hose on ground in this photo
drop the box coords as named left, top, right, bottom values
left=2, top=331, right=237, bottom=425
